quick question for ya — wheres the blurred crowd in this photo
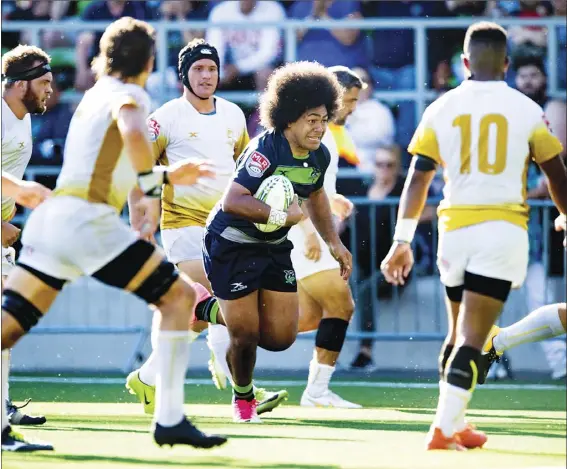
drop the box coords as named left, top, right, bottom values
left=3, top=0, right=566, bottom=377
left=2, top=0, right=565, bottom=165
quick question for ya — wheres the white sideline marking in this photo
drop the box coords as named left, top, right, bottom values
left=10, top=376, right=566, bottom=391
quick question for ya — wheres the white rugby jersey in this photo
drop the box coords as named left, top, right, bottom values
left=53, top=76, right=151, bottom=212
left=147, top=96, right=249, bottom=229
left=408, top=80, right=563, bottom=232
left=1, top=98, right=32, bottom=221
left=321, top=126, right=339, bottom=196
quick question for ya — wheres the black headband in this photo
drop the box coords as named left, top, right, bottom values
left=178, top=44, right=220, bottom=100
left=1, top=62, right=51, bottom=83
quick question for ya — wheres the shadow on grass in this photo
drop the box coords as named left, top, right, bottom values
left=12, top=454, right=340, bottom=469
left=39, top=425, right=357, bottom=442
left=261, top=418, right=566, bottom=439
left=397, top=409, right=567, bottom=421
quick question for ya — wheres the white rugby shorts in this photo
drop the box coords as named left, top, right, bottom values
left=18, top=196, right=138, bottom=281
left=288, top=225, right=340, bottom=281
left=161, top=225, right=205, bottom=265
left=437, top=220, right=529, bottom=289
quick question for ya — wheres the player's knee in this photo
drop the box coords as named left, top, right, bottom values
left=1, top=289, right=43, bottom=342
left=445, top=345, right=481, bottom=391
left=334, top=297, right=355, bottom=320
left=157, top=278, right=196, bottom=318
left=315, top=317, right=349, bottom=353
left=231, top=331, right=260, bottom=353
left=298, top=314, right=320, bottom=333
left=259, top=329, right=296, bottom=352
left=136, top=260, right=182, bottom=306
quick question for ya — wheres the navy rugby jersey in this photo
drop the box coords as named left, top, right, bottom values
left=206, top=129, right=330, bottom=243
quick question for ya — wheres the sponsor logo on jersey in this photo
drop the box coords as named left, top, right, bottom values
left=245, top=151, right=271, bottom=177
left=147, top=118, right=160, bottom=142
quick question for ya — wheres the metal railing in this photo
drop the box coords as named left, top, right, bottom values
left=3, top=16, right=566, bottom=119
left=13, top=167, right=566, bottom=371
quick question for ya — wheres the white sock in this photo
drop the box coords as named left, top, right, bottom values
left=154, top=331, right=191, bottom=427
left=2, top=350, right=10, bottom=431
left=140, top=329, right=199, bottom=387
left=493, top=304, right=565, bottom=353
left=432, top=381, right=472, bottom=438
left=207, top=324, right=233, bottom=385
left=150, top=310, right=161, bottom=350
left=305, top=354, right=335, bottom=398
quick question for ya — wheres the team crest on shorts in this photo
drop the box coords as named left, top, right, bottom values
left=147, top=118, right=160, bottom=142
left=245, top=151, right=271, bottom=177
left=284, top=270, right=296, bottom=285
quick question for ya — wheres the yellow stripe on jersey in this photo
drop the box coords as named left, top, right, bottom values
left=529, top=122, right=563, bottom=164
left=54, top=122, right=125, bottom=212
left=158, top=150, right=213, bottom=229
left=328, top=123, right=359, bottom=166
left=438, top=203, right=529, bottom=232
left=408, top=124, right=442, bottom=165
left=87, top=122, right=123, bottom=207
left=151, top=134, right=168, bottom=163
left=233, top=128, right=250, bottom=161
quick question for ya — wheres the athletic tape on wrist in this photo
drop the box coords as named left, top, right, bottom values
left=393, top=218, right=418, bottom=243
left=138, top=168, right=167, bottom=198
left=268, top=208, right=287, bottom=227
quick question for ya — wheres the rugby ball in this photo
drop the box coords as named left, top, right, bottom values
left=254, top=175, right=294, bottom=233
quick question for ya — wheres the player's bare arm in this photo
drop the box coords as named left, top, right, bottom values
left=298, top=211, right=322, bottom=261
left=1, top=172, right=51, bottom=209
left=1, top=222, right=20, bottom=248
left=222, top=181, right=303, bottom=226
left=306, top=187, right=352, bottom=280
left=329, top=193, right=354, bottom=221
left=538, top=155, right=567, bottom=215
left=381, top=156, right=436, bottom=286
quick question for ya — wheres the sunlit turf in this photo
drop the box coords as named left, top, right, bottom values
left=3, top=379, right=565, bottom=469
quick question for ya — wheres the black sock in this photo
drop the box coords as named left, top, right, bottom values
left=194, top=297, right=219, bottom=324
left=233, top=383, right=254, bottom=401
left=439, top=344, right=454, bottom=380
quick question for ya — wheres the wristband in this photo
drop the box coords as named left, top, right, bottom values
left=393, top=218, right=418, bottom=243
left=268, top=208, right=287, bottom=227
left=137, top=168, right=169, bottom=198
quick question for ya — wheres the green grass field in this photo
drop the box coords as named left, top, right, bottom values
left=3, top=378, right=566, bottom=469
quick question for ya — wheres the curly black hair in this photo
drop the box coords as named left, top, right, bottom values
left=259, top=61, right=343, bottom=131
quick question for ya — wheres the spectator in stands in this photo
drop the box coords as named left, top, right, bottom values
left=443, top=1, right=500, bottom=84
left=551, top=0, right=566, bottom=89
left=289, top=0, right=368, bottom=69
left=345, top=67, right=395, bottom=171
left=507, top=0, right=551, bottom=58
left=346, top=144, right=437, bottom=371
left=146, top=1, right=209, bottom=100
left=75, top=0, right=148, bottom=90
left=345, top=145, right=407, bottom=371
left=514, top=53, right=566, bottom=154
left=365, top=1, right=449, bottom=90
left=206, top=0, right=285, bottom=91
left=513, top=51, right=567, bottom=381
left=2, top=0, right=51, bottom=49
left=30, top=80, right=73, bottom=167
